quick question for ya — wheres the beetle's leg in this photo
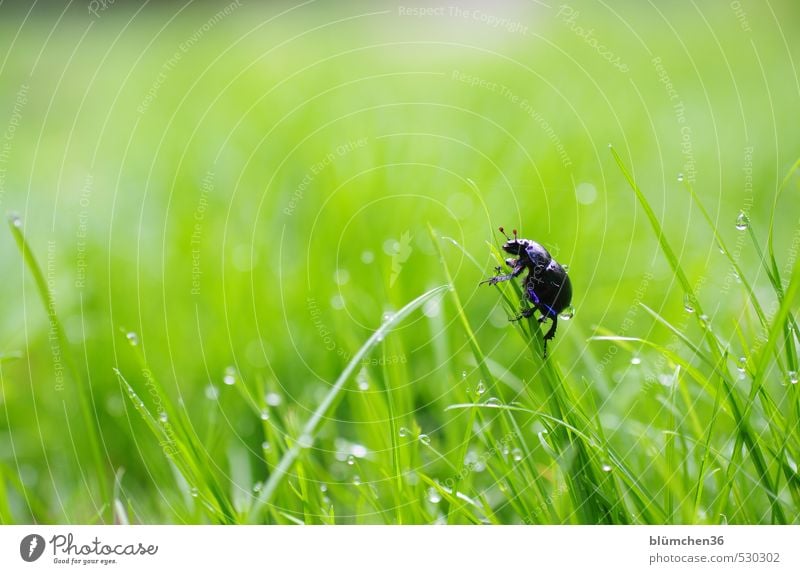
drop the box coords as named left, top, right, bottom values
left=509, top=306, right=535, bottom=322
left=542, top=315, right=558, bottom=341
left=480, top=263, right=525, bottom=286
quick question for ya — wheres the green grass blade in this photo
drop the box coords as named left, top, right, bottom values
left=7, top=214, right=109, bottom=509
left=247, top=284, right=448, bottom=522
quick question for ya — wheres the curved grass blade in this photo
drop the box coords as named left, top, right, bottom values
left=247, top=284, right=449, bottom=522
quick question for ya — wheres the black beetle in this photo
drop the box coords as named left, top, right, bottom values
left=481, top=227, right=573, bottom=356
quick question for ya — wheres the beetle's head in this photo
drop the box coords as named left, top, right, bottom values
left=499, top=227, right=526, bottom=255
left=498, top=227, right=551, bottom=267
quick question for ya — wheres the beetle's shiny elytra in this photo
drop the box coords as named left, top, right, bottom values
left=481, top=227, right=573, bottom=356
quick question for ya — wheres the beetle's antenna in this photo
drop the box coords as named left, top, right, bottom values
left=512, top=228, right=518, bottom=240
left=498, top=226, right=511, bottom=240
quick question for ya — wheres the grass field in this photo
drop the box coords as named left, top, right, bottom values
left=1, top=0, right=799, bottom=525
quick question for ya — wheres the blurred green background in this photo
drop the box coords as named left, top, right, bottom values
left=0, top=0, right=799, bottom=523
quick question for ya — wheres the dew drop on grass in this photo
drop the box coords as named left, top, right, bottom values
left=790, top=371, right=799, bottom=385
left=630, top=357, right=641, bottom=366
left=253, top=482, right=263, bottom=493
left=260, top=410, right=270, bottom=421
left=511, top=448, right=523, bottom=462
left=361, top=250, right=375, bottom=264
left=159, top=411, right=168, bottom=423
left=353, top=475, right=362, bottom=486
left=559, top=306, right=575, bottom=320
left=427, top=488, right=442, bottom=504
left=261, top=441, right=271, bottom=452
left=677, top=173, right=684, bottom=183
left=204, top=385, right=219, bottom=401
left=9, top=213, right=22, bottom=228
left=297, top=433, right=313, bottom=449
left=381, top=311, right=394, bottom=323
left=320, top=483, right=328, bottom=493
left=347, top=455, right=356, bottom=466
left=418, top=434, right=432, bottom=446
left=265, top=392, right=282, bottom=406
left=735, top=211, right=750, bottom=231
left=484, top=397, right=502, bottom=407
left=476, top=381, right=486, bottom=395
left=126, top=332, right=139, bottom=346
left=190, top=487, right=199, bottom=498
left=736, top=357, right=747, bottom=373
left=398, top=427, right=410, bottom=438
left=461, top=370, right=467, bottom=380
left=223, top=366, right=237, bottom=386
left=602, top=464, right=613, bottom=473
left=683, top=294, right=695, bottom=314
left=356, top=367, right=369, bottom=391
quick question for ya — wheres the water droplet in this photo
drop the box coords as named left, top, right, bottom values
left=790, top=371, right=798, bottom=385
left=631, top=357, right=641, bottom=366
left=8, top=213, right=22, bottom=228
left=356, top=367, right=369, bottom=391
left=476, top=381, right=486, bottom=395
left=297, top=433, right=313, bottom=449
left=484, top=397, right=502, bottom=407
left=265, top=392, right=281, bottom=407
left=735, top=211, right=750, bottom=231
left=261, top=441, right=271, bottom=452
left=422, top=297, right=441, bottom=318
left=333, top=269, right=350, bottom=285
left=736, top=356, right=747, bottom=373
left=260, top=410, right=270, bottom=421
left=461, top=370, right=467, bottom=380
left=559, top=306, right=575, bottom=320
left=602, top=464, right=612, bottom=472
left=190, top=487, right=199, bottom=498
left=330, top=295, right=345, bottom=310
left=204, top=385, right=219, bottom=401
left=353, top=475, right=362, bottom=486
left=351, top=444, right=368, bottom=458
left=159, top=411, right=168, bottom=423
left=512, top=448, right=523, bottom=462
left=253, top=481, right=263, bottom=493
left=398, top=427, right=410, bottom=438
left=223, top=366, right=237, bottom=386
left=418, top=434, right=431, bottom=446
left=320, top=483, right=328, bottom=493
left=683, top=294, right=695, bottom=314
left=347, top=455, right=355, bottom=466
left=381, top=311, right=394, bottom=323
left=126, top=332, right=139, bottom=346
left=361, top=250, right=375, bottom=264
left=427, top=488, right=442, bottom=504
left=677, top=173, right=684, bottom=182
